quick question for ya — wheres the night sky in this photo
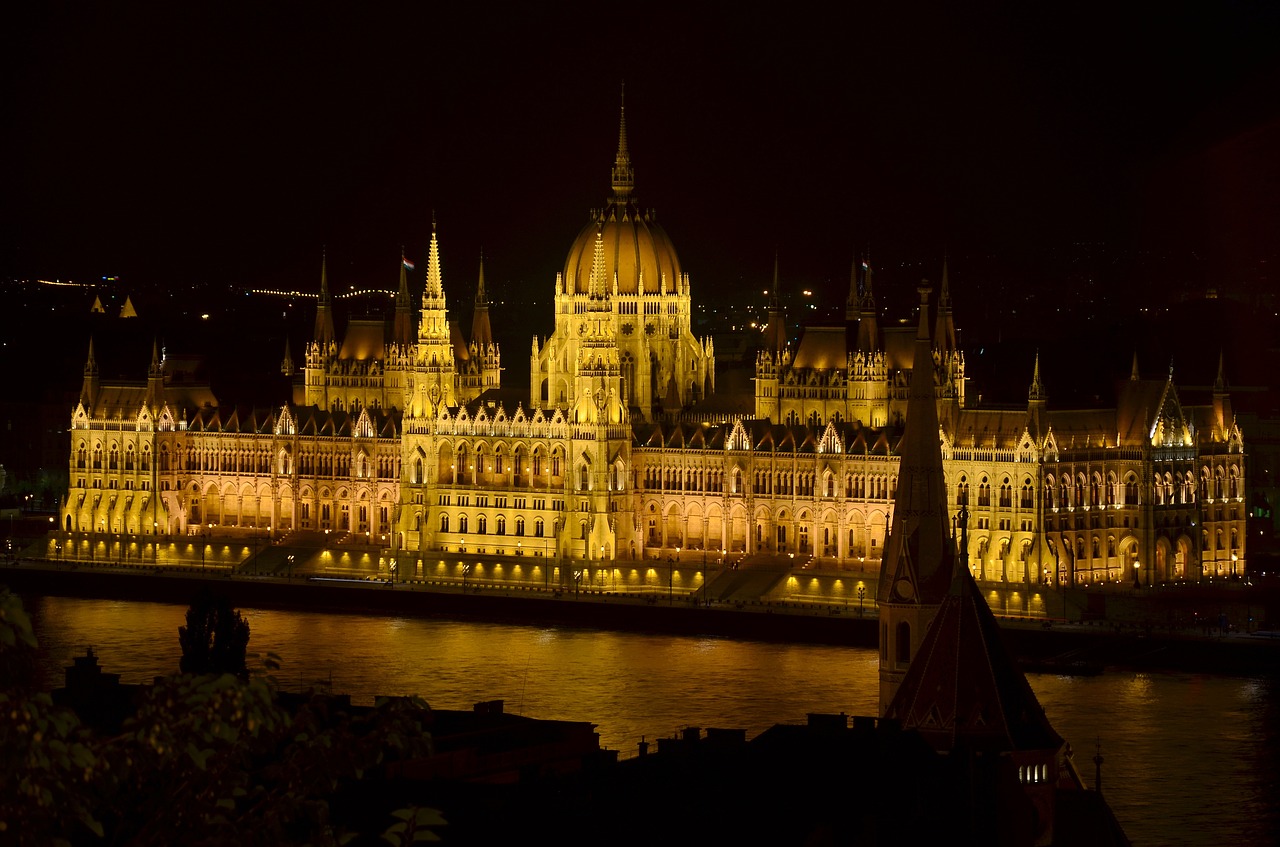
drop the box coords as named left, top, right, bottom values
left=5, top=3, right=1279, bottom=318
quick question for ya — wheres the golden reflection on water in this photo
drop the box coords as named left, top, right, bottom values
left=27, top=595, right=1277, bottom=847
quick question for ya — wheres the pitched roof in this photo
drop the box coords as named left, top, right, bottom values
left=884, top=566, right=1063, bottom=754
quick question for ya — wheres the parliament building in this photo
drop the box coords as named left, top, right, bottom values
left=61, top=105, right=1248, bottom=591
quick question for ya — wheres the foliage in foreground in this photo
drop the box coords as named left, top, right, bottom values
left=0, top=586, right=443, bottom=846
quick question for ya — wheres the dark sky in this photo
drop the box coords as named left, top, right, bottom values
left=5, top=3, right=1279, bottom=312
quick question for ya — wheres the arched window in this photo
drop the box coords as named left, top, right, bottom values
left=515, top=517, right=525, bottom=536
left=535, top=518, right=544, bottom=537
left=477, top=516, right=487, bottom=534
left=957, top=476, right=969, bottom=505
left=459, top=515, right=469, bottom=534
left=1021, top=479, right=1034, bottom=509
left=439, top=514, right=449, bottom=533
left=496, top=516, right=506, bottom=536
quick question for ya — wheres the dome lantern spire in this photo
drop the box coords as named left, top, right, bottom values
left=611, top=83, right=634, bottom=200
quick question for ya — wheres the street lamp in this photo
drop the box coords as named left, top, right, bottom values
left=573, top=569, right=583, bottom=599
left=857, top=584, right=866, bottom=617
left=287, top=553, right=295, bottom=580
left=153, top=521, right=158, bottom=565
left=462, top=562, right=473, bottom=592
left=1133, top=561, right=1140, bottom=589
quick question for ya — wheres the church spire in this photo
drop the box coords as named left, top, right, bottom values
left=1029, top=350, right=1047, bottom=403
left=314, top=250, right=335, bottom=345
left=393, top=247, right=414, bottom=346
left=470, top=252, right=494, bottom=348
left=423, top=216, right=445, bottom=303
left=1130, top=350, right=1140, bottom=381
left=611, top=83, right=634, bottom=200
left=764, top=252, right=786, bottom=357
left=588, top=227, right=609, bottom=302
left=877, top=283, right=957, bottom=714
left=80, top=336, right=100, bottom=409
left=934, top=255, right=957, bottom=354
left=845, top=251, right=862, bottom=322
left=856, top=251, right=880, bottom=352
left=280, top=336, right=295, bottom=377
left=1214, top=349, right=1228, bottom=393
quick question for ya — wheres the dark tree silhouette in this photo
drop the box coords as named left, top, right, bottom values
left=178, top=590, right=250, bottom=678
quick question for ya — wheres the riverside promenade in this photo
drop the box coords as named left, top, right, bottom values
left=7, top=529, right=1280, bottom=675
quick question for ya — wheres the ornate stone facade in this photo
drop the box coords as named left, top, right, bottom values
left=62, top=107, right=1247, bottom=589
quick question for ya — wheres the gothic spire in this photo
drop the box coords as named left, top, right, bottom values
left=1130, top=351, right=1140, bottom=381
left=1029, top=350, right=1046, bottom=403
left=588, top=227, right=609, bottom=302
left=470, top=252, right=494, bottom=348
left=846, top=251, right=862, bottom=322
left=934, top=255, right=957, bottom=354
left=393, top=247, right=414, bottom=346
left=877, top=284, right=955, bottom=608
left=1214, top=349, right=1228, bottom=393
left=314, top=249, right=336, bottom=345
left=856, top=251, right=880, bottom=353
left=611, top=83, right=634, bottom=200
left=424, top=217, right=445, bottom=302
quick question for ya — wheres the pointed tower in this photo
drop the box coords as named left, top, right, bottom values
left=145, top=338, right=165, bottom=411
left=411, top=218, right=457, bottom=413
left=314, top=251, right=336, bottom=346
left=856, top=253, right=879, bottom=353
left=611, top=84, right=634, bottom=201
left=1130, top=351, right=1140, bottom=381
left=934, top=257, right=957, bottom=355
left=1028, top=350, right=1047, bottom=441
left=1212, top=350, right=1233, bottom=441
left=81, top=337, right=100, bottom=410
left=877, top=284, right=958, bottom=715
left=470, top=252, right=494, bottom=351
left=845, top=252, right=862, bottom=323
left=763, top=254, right=786, bottom=358
left=393, top=249, right=414, bottom=347
left=280, top=336, right=295, bottom=377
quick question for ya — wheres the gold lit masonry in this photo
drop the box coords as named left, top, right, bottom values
left=62, top=104, right=1246, bottom=592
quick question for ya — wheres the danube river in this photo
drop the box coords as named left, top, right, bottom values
left=25, top=595, right=1279, bottom=846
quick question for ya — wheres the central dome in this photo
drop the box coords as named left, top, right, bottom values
left=562, top=104, right=683, bottom=296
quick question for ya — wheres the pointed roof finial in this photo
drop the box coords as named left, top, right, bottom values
left=1029, top=350, right=1047, bottom=403
left=1214, top=349, right=1228, bottom=393
left=589, top=226, right=608, bottom=300
left=424, top=219, right=445, bottom=300
left=1130, top=351, right=1140, bottom=381
left=611, top=83, right=634, bottom=199
left=476, top=250, right=487, bottom=305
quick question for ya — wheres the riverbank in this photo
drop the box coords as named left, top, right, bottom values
left=4, top=559, right=1279, bottom=676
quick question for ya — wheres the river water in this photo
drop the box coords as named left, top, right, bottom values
left=24, top=595, right=1280, bottom=846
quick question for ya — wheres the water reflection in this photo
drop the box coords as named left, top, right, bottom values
left=26, top=595, right=1277, bottom=847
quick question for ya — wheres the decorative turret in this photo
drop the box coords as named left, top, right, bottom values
left=611, top=84, right=634, bottom=200
left=80, top=337, right=99, bottom=409
left=934, top=256, right=957, bottom=355
left=314, top=250, right=336, bottom=346
left=412, top=219, right=457, bottom=412
left=280, top=336, right=295, bottom=377
left=877, top=284, right=958, bottom=715
left=763, top=254, right=786, bottom=358
left=146, top=338, right=165, bottom=411
left=393, top=249, right=415, bottom=346
left=856, top=253, right=879, bottom=353
left=1028, top=350, right=1047, bottom=440
left=470, top=252, right=494, bottom=349
left=845, top=253, right=862, bottom=323
left=1213, top=350, right=1234, bottom=441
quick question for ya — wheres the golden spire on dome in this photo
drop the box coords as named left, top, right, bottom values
left=611, top=83, right=634, bottom=199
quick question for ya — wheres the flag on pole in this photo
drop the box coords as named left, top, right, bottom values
left=403, top=257, right=416, bottom=271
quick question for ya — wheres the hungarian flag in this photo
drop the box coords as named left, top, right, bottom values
left=403, top=257, right=416, bottom=271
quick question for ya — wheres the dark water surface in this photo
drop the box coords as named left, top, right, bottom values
left=27, top=595, right=1280, bottom=846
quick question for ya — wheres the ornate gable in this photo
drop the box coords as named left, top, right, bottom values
left=818, top=421, right=842, bottom=454
left=727, top=419, right=750, bottom=452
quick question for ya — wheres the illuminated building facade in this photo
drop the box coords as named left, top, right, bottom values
left=61, top=107, right=1247, bottom=588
